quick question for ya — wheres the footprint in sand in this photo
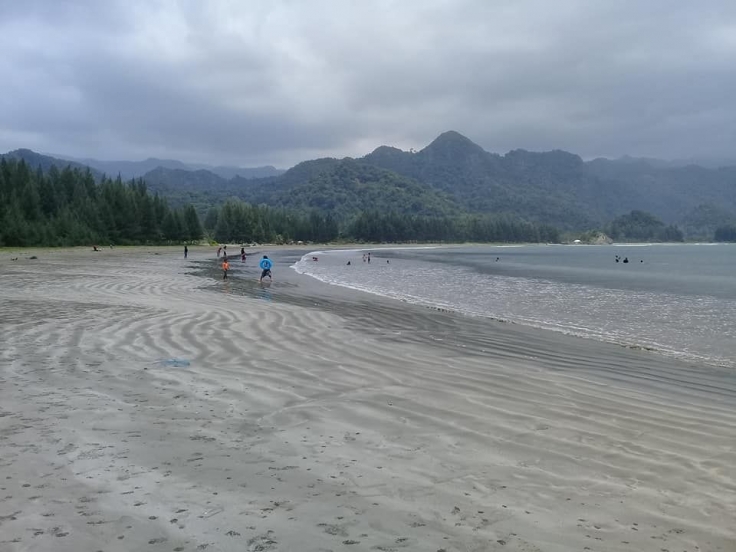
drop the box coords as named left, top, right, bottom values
left=56, top=443, right=77, bottom=455
left=247, top=531, right=277, bottom=551
left=317, top=523, right=348, bottom=537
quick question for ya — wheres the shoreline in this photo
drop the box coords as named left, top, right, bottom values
left=1, top=247, right=735, bottom=551
left=3, top=239, right=728, bottom=256
left=288, top=246, right=736, bottom=371
left=3, top=242, right=734, bottom=373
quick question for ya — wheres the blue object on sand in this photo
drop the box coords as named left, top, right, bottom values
left=159, top=358, right=190, bottom=367
left=259, top=258, right=272, bottom=270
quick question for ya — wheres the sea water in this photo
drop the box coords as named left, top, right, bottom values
left=293, top=244, right=736, bottom=369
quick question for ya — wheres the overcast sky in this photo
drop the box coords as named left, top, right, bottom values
left=2, top=0, right=736, bottom=168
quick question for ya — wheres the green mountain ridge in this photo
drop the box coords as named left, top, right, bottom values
left=362, top=132, right=736, bottom=232
left=238, top=158, right=460, bottom=218
left=2, top=149, right=104, bottom=179
left=5, top=132, right=736, bottom=236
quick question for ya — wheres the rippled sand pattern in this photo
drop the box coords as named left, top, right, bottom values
left=1, top=247, right=735, bottom=552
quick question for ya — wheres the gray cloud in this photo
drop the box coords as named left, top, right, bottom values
left=2, top=0, right=736, bottom=167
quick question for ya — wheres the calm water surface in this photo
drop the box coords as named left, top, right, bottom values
left=293, top=244, right=736, bottom=369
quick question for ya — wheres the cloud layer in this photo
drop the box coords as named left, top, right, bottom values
left=2, top=0, right=736, bottom=166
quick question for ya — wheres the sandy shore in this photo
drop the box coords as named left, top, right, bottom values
left=1, top=246, right=734, bottom=552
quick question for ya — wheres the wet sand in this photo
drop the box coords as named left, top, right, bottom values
left=1, top=246, right=735, bottom=552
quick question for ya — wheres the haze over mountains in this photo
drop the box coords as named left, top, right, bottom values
left=53, top=154, right=284, bottom=181
left=4, top=131, right=736, bottom=237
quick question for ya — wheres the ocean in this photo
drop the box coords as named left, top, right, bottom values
left=293, top=244, right=736, bottom=369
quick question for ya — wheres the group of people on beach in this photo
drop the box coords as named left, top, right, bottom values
left=213, top=245, right=271, bottom=282
left=216, top=245, right=248, bottom=263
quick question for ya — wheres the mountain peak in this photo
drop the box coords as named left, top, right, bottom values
left=369, top=145, right=405, bottom=156
left=435, top=130, right=470, bottom=140
left=422, top=131, right=486, bottom=156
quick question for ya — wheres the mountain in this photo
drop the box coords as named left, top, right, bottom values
left=6, top=134, right=736, bottom=236
left=140, top=167, right=245, bottom=213
left=590, top=155, right=736, bottom=170
left=1, top=149, right=103, bottom=178
left=363, top=132, right=603, bottom=228
left=141, top=157, right=460, bottom=218
left=362, top=132, right=736, bottom=230
left=585, top=159, right=736, bottom=222
left=237, top=158, right=460, bottom=217
left=2, top=149, right=281, bottom=183
left=185, top=163, right=283, bottom=180
left=143, top=167, right=229, bottom=192
left=64, top=157, right=191, bottom=179
left=655, top=156, right=736, bottom=169
left=673, top=203, right=736, bottom=239
left=56, top=155, right=284, bottom=180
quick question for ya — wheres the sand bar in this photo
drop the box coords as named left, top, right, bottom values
left=1, top=246, right=735, bottom=552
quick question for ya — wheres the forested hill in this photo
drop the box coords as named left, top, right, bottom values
left=60, top=156, right=284, bottom=180
left=363, top=132, right=602, bottom=229
left=229, top=158, right=461, bottom=217
left=2, top=149, right=103, bottom=179
left=138, top=157, right=461, bottom=218
left=2, top=149, right=283, bottom=181
left=0, top=158, right=559, bottom=247
left=5, top=132, right=736, bottom=236
left=0, top=157, right=203, bottom=246
left=141, top=131, right=736, bottom=233
left=362, top=131, right=736, bottom=230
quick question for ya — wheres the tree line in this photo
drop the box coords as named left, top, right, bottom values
left=345, top=211, right=560, bottom=243
left=714, top=225, right=736, bottom=242
left=204, top=200, right=560, bottom=244
left=0, top=158, right=203, bottom=246
left=607, top=210, right=684, bottom=242
left=1, top=159, right=561, bottom=247
left=205, top=200, right=339, bottom=244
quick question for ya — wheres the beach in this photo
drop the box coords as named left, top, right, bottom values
left=1, top=246, right=734, bottom=552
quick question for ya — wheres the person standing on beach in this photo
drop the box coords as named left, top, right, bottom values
left=241, top=247, right=246, bottom=263
left=184, top=245, right=188, bottom=259
left=368, top=252, right=371, bottom=264
left=259, top=255, right=273, bottom=283
left=217, top=246, right=222, bottom=258
left=222, top=258, right=230, bottom=279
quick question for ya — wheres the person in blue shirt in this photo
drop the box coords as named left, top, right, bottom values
left=259, top=255, right=273, bottom=283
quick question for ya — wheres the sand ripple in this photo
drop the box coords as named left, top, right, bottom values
left=1, top=247, right=734, bottom=551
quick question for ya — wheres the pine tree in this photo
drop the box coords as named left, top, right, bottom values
left=162, top=210, right=181, bottom=242
left=183, top=205, right=203, bottom=242
left=204, top=206, right=219, bottom=231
